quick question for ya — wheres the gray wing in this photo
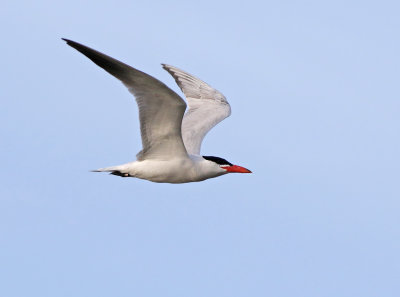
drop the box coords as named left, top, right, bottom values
left=162, top=64, right=231, bottom=155
left=63, top=39, right=188, bottom=160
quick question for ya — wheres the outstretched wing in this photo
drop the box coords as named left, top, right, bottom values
left=63, top=39, right=188, bottom=160
left=162, top=64, right=231, bottom=155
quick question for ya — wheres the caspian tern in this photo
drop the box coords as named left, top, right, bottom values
left=63, top=39, right=251, bottom=183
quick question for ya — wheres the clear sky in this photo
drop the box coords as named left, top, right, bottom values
left=1, top=0, right=399, bottom=296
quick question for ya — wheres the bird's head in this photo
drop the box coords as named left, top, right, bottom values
left=202, top=156, right=252, bottom=174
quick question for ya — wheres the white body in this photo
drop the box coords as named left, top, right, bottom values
left=63, top=39, right=249, bottom=183
left=104, top=156, right=227, bottom=183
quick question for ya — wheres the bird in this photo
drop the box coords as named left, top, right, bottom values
left=62, top=38, right=251, bottom=183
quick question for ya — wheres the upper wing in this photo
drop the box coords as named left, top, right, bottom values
left=63, top=39, right=188, bottom=160
left=162, top=64, right=231, bottom=155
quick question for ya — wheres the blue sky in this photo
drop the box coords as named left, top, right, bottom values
left=1, top=0, right=399, bottom=296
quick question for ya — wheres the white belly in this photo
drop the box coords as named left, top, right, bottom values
left=119, top=157, right=226, bottom=183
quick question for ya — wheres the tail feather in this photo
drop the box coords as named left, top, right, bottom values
left=91, top=165, right=131, bottom=177
left=91, top=166, right=119, bottom=173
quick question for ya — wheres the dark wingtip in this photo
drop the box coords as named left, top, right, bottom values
left=61, top=38, right=80, bottom=48
left=60, top=38, right=133, bottom=78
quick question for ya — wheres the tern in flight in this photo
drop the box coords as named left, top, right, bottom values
left=63, top=39, right=251, bottom=183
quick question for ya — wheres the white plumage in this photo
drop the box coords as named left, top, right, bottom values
left=63, top=39, right=251, bottom=183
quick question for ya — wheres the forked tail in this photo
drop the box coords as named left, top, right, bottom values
left=91, top=166, right=131, bottom=177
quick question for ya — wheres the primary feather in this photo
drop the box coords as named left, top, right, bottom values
left=62, top=39, right=188, bottom=161
left=162, top=64, right=231, bottom=155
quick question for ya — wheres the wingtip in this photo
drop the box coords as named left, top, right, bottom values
left=162, top=63, right=176, bottom=69
left=61, top=38, right=79, bottom=47
left=161, top=64, right=177, bottom=74
left=61, top=38, right=76, bottom=47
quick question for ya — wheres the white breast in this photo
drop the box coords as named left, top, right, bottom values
left=120, top=156, right=227, bottom=183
